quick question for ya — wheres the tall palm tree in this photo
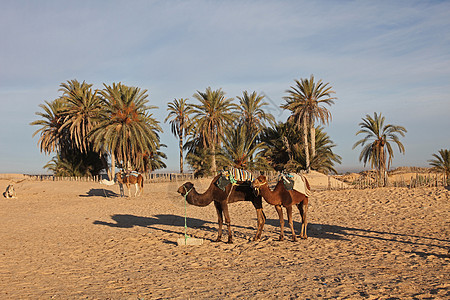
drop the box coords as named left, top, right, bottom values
left=58, top=79, right=102, bottom=153
left=428, top=149, right=450, bottom=185
left=90, top=82, right=163, bottom=177
left=31, top=99, right=67, bottom=154
left=164, top=98, right=193, bottom=173
left=282, top=75, right=336, bottom=172
left=237, top=91, right=275, bottom=135
left=191, top=87, right=238, bottom=174
left=353, top=112, right=407, bottom=185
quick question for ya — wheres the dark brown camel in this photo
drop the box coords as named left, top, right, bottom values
left=177, top=174, right=265, bottom=243
left=252, top=175, right=309, bottom=241
left=116, top=171, right=144, bottom=197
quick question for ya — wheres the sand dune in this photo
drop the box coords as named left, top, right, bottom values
left=0, top=175, right=448, bottom=299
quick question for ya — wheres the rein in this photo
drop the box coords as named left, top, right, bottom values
left=183, top=185, right=193, bottom=197
left=182, top=184, right=193, bottom=242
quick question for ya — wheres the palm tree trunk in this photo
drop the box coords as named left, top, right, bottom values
left=179, top=135, right=184, bottom=173
left=211, top=143, right=217, bottom=175
left=303, top=117, right=310, bottom=173
left=310, top=121, right=316, bottom=164
left=110, top=152, right=116, bottom=181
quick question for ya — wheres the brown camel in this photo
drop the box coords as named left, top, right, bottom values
left=116, top=171, right=144, bottom=197
left=177, top=174, right=265, bottom=243
left=252, top=174, right=309, bottom=241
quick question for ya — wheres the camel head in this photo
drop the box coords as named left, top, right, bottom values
left=252, top=175, right=268, bottom=189
left=177, top=182, right=194, bottom=196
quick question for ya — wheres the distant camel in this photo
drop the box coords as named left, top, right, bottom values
left=252, top=175, right=309, bottom=241
left=3, top=184, right=17, bottom=199
left=116, top=171, right=144, bottom=197
left=177, top=174, right=265, bottom=243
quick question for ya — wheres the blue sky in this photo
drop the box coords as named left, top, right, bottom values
left=1, top=0, right=449, bottom=174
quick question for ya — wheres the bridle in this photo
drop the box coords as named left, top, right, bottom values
left=252, top=179, right=267, bottom=196
left=183, top=184, right=193, bottom=198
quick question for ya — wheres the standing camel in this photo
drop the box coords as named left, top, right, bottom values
left=116, top=171, right=144, bottom=197
left=177, top=175, right=266, bottom=243
left=252, top=175, right=309, bottom=241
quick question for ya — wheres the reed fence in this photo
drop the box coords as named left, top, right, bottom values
left=351, top=173, right=447, bottom=189
left=22, top=172, right=448, bottom=190
left=24, top=172, right=195, bottom=183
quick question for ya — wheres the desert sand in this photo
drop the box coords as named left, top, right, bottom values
left=0, top=173, right=449, bottom=299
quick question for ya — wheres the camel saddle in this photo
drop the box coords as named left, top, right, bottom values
left=280, top=173, right=311, bottom=197
left=216, top=167, right=254, bottom=191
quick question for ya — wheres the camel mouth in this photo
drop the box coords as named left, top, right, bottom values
left=176, top=186, right=184, bottom=194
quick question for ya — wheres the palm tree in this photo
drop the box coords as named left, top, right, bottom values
left=428, top=149, right=450, bottom=185
left=141, top=147, right=168, bottom=173
left=31, top=99, right=67, bottom=154
left=259, top=122, right=299, bottom=171
left=90, top=82, right=163, bottom=177
left=310, top=126, right=342, bottom=174
left=164, top=98, right=193, bottom=173
left=260, top=123, right=341, bottom=174
left=58, top=79, right=102, bottom=153
left=31, top=85, right=107, bottom=176
left=282, top=75, right=336, bottom=172
left=237, top=91, right=275, bottom=135
left=219, top=126, right=266, bottom=170
left=353, top=112, right=407, bottom=186
left=191, top=87, right=238, bottom=174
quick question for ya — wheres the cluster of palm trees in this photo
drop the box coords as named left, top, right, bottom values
left=36, top=76, right=444, bottom=184
left=166, top=75, right=342, bottom=176
left=31, top=80, right=165, bottom=179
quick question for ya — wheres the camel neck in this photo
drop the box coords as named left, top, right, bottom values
left=185, top=185, right=214, bottom=207
left=258, top=182, right=284, bottom=206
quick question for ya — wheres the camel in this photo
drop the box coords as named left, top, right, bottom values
left=177, top=174, right=266, bottom=243
left=115, top=171, right=144, bottom=197
left=3, top=184, right=17, bottom=199
left=252, top=174, right=309, bottom=241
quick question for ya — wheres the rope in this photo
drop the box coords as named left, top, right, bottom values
left=183, top=186, right=193, bottom=243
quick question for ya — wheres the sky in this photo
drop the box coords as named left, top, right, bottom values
left=1, top=0, right=449, bottom=174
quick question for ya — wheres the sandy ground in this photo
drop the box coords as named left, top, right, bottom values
left=0, top=175, right=449, bottom=299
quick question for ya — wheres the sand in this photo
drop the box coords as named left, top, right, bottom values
left=0, top=174, right=449, bottom=299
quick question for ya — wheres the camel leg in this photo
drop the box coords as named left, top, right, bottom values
left=134, top=183, right=139, bottom=197
left=251, top=198, right=265, bottom=241
left=298, top=202, right=308, bottom=239
left=222, top=203, right=233, bottom=244
left=118, top=183, right=124, bottom=197
left=126, top=183, right=131, bottom=197
left=275, top=205, right=284, bottom=241
left=286, top=205, right=297, bottom=242
left=254, top=208, right=266, bottom=241
left=213, top=201, right=224, bottom=242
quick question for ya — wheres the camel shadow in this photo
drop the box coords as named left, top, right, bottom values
left=93, top=214, right=219, bottom=238
left=94, top=213, right=263, bottom=242
left=80, top=188, right=120, bottom=198
left=264, top=218, right=448, bottom=250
